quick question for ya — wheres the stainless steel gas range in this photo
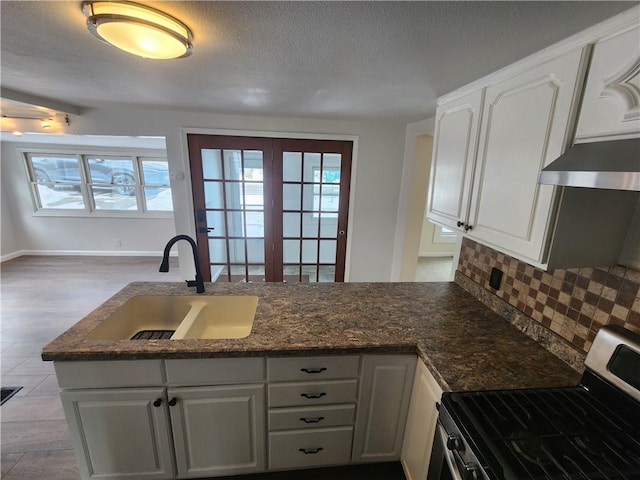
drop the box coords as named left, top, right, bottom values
left=428, top=325, right=640, bottom=480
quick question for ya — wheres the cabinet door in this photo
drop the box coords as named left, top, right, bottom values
left=468, top=48, right=586, bottom=264
left=352, top=355, right=416, bottom=463
left=426, top=90, right=484, bottom=231
left=169, top=384, right=266, bottom=478
left=400, top=359, right=443, bottom=480
left=60, top=388, right=173, bottom=480
left=576, top=24, right=640, bottom=142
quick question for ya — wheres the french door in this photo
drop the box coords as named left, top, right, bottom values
left=187, top=135, right=352, bottom=283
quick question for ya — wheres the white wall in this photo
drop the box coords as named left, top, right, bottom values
left=2, top=106, right=408, bottom=281
left=0, top=140, right=176, bottom=260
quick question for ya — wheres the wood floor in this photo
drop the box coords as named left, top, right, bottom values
left=0, top=256, right=407, bottom=480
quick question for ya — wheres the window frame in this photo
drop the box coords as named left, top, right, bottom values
left=22, top=146, right=173, bottom=218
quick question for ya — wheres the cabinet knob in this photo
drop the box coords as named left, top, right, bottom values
left=464, top=224, right=473, bottom=231
left=168, top=397, right=178, bottom=407
left=456, top=221, right=464, bottom=227
left=153, top=398, right=162, bottom=408
left=299, top=447, right=323, bottom=455
left=300, top=367, right=327, bottom=374
left=300, top=392, right=326, bottom=399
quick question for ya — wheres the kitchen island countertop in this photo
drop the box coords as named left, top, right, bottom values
left=42, top=281, right=582, bottom=392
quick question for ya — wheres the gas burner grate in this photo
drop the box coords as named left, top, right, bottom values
left=451, top=387, right=640, bottom=479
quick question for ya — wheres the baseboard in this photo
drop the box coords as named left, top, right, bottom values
left=1, top=250, right=177, bottom=263
left=418, top=253, right=454, bottom=258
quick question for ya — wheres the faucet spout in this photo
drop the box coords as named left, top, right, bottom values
left=160, top=235, right=205, bottom=293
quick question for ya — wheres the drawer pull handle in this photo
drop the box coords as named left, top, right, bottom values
left=300, top=416, right=325, bottom=424
left=300, top=392, right=326, bottom=399
left=300, top=367, right=327, bottom=374
left=299, top=447, right=323, bottom=455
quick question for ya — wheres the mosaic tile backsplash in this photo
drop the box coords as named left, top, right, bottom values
left=457, top=238, right=640, bottom=353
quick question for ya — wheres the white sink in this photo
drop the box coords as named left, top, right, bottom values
left=86, top=295, right=259, bottom=341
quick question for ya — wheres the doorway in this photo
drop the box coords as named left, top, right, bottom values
left=187, top=135, right=352, bottom=283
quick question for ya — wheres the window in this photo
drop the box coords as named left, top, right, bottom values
left=25, top=150, right=172, bottom=216
left=432, top=224, right=458, bottom=243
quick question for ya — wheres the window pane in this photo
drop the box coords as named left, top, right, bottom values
left=36, top=184, right=85, bottom=209
left=202, top=149, right=222, bottom=180
left=247, top=239, right=265, bottom=263
left=141, top=160, right=170, bottom=186
left=283, top=212, right=300, bottom=237
left=283, top=152, right=302, bottom=182
left=144, top=187, right=172, bottom=211
left=92, top=187, right=137, bottom=211
left=87, top=158, right=138, bottom=211
left=283, top=184, right=301, bottom=210
left=243, top=151, right=263, bottom=180
left=302, top=240, right=318, bottom=263
left=206, top=211, right=226, bottom=237
left=319, top=240, right=337, bottom=263
left=303, top=153, right=321, bottom=182
left=245, top=211, right=264, bottom=237
left=31, top=156, right=82, bottom=183
left=302, top=265, right=318, bottom=283
left=228, top=239, right=245, bottom=263
left=318, top=265, right=335, bottom=283
left=283, top=240, right=300, bottom=263
left=302, top=213, right=319, bottom=238
left=208, top=239, right=227, bottom=263
left=243, top=182, right=264, bottom=210
left=204, top=181, right=224, bottom=209
left=223, top=151, right=242, bottom=181
left=226, top=211, right=244, bottom=237
left=319, top=214, right=338, bottom=238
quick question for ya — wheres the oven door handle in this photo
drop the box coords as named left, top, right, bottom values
left=436, top=423, right=478, bottom=480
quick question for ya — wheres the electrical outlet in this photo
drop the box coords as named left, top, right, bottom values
left=489, top=267, right=503, bottom=290
left=115, top=238, right=122, bottom=247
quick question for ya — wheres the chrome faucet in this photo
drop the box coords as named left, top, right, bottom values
left=159, top=235, right=205, bottom=293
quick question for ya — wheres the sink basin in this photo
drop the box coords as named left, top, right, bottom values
left=86, top=295, right=259, bottom=341
left=174, top=296, right=259, bottom=339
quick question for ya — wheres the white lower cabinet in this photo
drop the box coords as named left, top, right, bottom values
left=58, top=354, right=419, bottom=478
left=400, top=359, right=443, bottom=480
left=352, top=355, right=417, bottom=463
left=60, top=387, right=174, bottom=480
left=169, top=385, right=266, bottom=478
left=57, top=359, right=266, bottom=480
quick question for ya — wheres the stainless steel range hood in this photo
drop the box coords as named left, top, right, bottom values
left=539, top=138, right=640, bottom=191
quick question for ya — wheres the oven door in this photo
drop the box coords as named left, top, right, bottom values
left=426, top=421, right=458, bottom=480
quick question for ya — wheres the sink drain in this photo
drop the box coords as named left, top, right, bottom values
left=131, top=330, right=175, bottom=340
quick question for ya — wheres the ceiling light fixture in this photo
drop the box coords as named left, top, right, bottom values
left=83, top=1, right=193, bottom=59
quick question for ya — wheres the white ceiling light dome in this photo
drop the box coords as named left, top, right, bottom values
left=83, top=1, right=193, bottom=59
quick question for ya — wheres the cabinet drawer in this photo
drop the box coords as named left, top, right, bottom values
left=268, top=356, right=360, bottom=382
left=165, top=357, right=265, bottom=385
left=54, top=360, right=163, bottom=388
left=268, top=380, right=358, bottom=407
left=269, top=427, right=353, bottom=470
left=269, top=404, right=356, bottom=431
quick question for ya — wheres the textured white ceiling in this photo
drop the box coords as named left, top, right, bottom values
left=1, top=1, right=637, bottom=120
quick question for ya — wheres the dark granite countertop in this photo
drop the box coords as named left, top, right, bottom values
left=41, top=281, right=582, bottom=392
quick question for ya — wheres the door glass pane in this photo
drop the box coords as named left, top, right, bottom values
left=302, top=240, right=318, bottom=263
left=244, top=151, right=263, bottom=179
left=319, top=240, right=337, bottom=263
left=283, top=240, right=300, bottom=263
left=226, top=211, right=244, bottom=237
left=302, top=184, right=315, bottom=211
left=230, top=265, right=247, bottom=276
left=283, top=265, right=300, bottom=281
left=283, top=212, right=300, bottom=237
left=208, top=239, right=227, bottom=262
left=206, top=211, right=225, bottom=237
left=244, top=182, right=264, bottom=210
left=283, top=152, right=302, bottom=182
left=322, top=154, right=341, bottom=177
left=224, top=151, right=242, bottom=181
left=283, top=184, right=301, bottom=210
left=318, top=266, right=335, bottom=283
left=303, top=153, right=321, bottom=182
left=228, top=239, right=245, bottom=263
left=319, top=215, right=338, bottom=238
left=202, top=149, right=222, bottom=180
left=302, top=265, right=318, bottom=283
left=204, top=181, right=224, bottom=208
left=245, top=211, right=264, bottom=237
left=225, top=182, right=243, bottom=209
left=247, top=239, right=265, bottom=263
left=302, top=213, right=319, bottom=238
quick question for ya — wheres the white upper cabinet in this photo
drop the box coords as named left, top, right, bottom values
left=426, top=90, right=484, bottom=230
left=467, top=48, right=586, bottom=263
left=576, top=24, right=640, bottom=142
